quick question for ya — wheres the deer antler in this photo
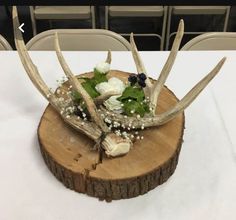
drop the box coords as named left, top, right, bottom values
left=54, top=33, right=132, bottom=156
left=130, top=20, right=184, bottom=113
left=101, top=56, right=226, bottom=128
left=13, top=6, right=131, bottom=157
left=150, top=19, right=184, bottom=114
left=12, top=6, right=103, bottom=141
left=130, top=33, right=152, bottom=96
left=54, top=32, right=109, bottom=133
left=101, top=20, right=226, bottom=129
left=106, top=50, right=111, bottom=64
left=13, top=5, right=226, bottom=158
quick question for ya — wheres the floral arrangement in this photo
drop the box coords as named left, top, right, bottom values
left=13, top=8, right=226, bottom=159
left=73, top=63, right=150, bottom=118
left=56, top=60, right=152, bottom=156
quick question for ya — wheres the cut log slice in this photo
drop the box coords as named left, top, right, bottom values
left=38, top=70, right=185, bottom=201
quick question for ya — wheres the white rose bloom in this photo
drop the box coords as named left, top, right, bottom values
left=95, top=77, right=126, bottom=112
left=95, top=77, right=126, bottom=95
left=95, top=82, right=114, bottom=95
left=95, top=62, right=110, bottom=74
left=104, top=95, right=123, bottom=112
left=108, top=77, right=126, bottom=94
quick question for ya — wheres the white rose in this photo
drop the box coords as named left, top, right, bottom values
left=104, top=95, right=123, bottom=112
left=95, top=62, right=110, bottom=74
left=95, top=82, right=114, bottom=95
left=95, top=77, right=126, bottom=112
left=95, top=77, right=126, bottom=95
left=108, top=77, right=126, bottom=94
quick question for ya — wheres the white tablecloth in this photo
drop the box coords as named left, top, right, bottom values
left=0, top=51, right=236, bottom=220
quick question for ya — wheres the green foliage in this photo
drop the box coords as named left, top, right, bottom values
left=72, top=69, right=108, bottom=103
left=118, top=85, right=149, bottom=117
left=71, top=71, right=150, bottom=118
left=118, top=86, right=145, bottom=102
left=93, top=68, right=108, bottom=84
left=81, top=81, right=100, bottom=98
left=123, top=100, right=149, bottom=117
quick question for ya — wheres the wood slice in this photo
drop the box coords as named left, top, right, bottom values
left=38, top=70, right=185, bottom=201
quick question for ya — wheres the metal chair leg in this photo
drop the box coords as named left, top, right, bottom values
left=160, top=6, right=168, bottom=51
left=223, top=6, right=231, bottom=32
left=29, top=6, right=37, bottom=36
left=165, top=6, right=173, bottom=50
left=105, top=6, right=109, bottom=29
left=91, top=6, right=96, bottom=28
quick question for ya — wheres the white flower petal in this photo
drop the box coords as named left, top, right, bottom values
left=95, top=82, right=114, bottom=94
left=95, top=62, right=110, bottom=74
left=108, top=77, right=126, bottom=94
left=104, top=95, right=123, bottom=112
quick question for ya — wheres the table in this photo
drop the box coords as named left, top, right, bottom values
left=0, top=51, right=236, bottom=220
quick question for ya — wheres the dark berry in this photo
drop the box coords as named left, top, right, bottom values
left=138, top=80, right=146, bottom=88
left=128, top=74, right=137, bottom=85
left=138, top=73, right=147, bottom=81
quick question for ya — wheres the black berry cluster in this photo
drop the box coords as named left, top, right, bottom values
left=128, top=73, right=147, bottom=88
left=128, top=74, right=137, bottom=85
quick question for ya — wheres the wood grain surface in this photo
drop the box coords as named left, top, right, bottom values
left=38, top=70, right=185, bottom=201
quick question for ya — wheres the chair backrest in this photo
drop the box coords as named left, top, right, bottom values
left=26, top=29, right=131, bottom=51
left=0, top=34, right=12, bottom=50
left=181, top=32, right=236, bottom=50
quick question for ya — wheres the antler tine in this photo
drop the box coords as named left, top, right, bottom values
left=12, top=6, right=56, bottom=104
left=54, top=32, right=109, bottom=132
left=130, top=33, right=152, bottom=89
left=106, top=50, right=112, bottom=64
left=156, top=57, right=226, bottom=125
left=100, top=58, right=226, bottom=128
left=13, top=7, right=103, bottom=141
left=150, top=19, right=184, bottom=114
left=66, top=115, right=102, bottom=140
left=94, top=91, right=119, bottom=105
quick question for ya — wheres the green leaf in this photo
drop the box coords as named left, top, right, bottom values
left=123, top=100, right=146, bottom=117
left=82, top=81, right=100, bottom=98
left=78, top=69, right=108, bottom=87
left=71, top=81, right=100, bottom=103
left=118, top=86, right=145, bottom=102
left=72, top=69, right=108, bottom=101
left=116, top=85, right=150, bottom=117
left=93, top=68, right=108, bottom=84
left=93, top=68, right=101, bottom=75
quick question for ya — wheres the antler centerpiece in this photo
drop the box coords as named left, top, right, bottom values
left=13, top=6, right=226, bottom=160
